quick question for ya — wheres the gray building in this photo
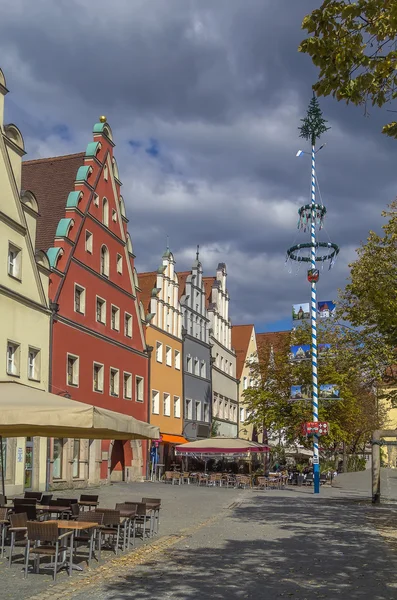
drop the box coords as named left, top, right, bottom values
left=179, top=250, right=212, bottom=440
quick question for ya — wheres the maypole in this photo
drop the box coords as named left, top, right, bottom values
left=286, top=94, right=339, bottom=494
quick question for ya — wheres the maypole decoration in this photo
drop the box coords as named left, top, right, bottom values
left=286, top=94, right=339, bottom=494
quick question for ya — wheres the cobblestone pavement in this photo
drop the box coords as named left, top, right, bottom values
left=2, top=481, right=397, bottom=599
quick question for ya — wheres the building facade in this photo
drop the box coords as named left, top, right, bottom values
left=231, top=324, right=258, bottom=441
left=138, top=249, right=184, bottom=473
left=179, top=250, right=212, bottom=440
left=204, top=264, right=238, bottom=437
left=0, top=68, right=51, bottom=494
left=22, top=118, right=150, bottom=488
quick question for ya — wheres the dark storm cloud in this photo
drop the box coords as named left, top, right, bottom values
left=0, top=0, right=395, bottom=329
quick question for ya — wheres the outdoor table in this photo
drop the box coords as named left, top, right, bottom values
left=38, top=504, right=72, bottom=517
left=78, top=500, right=99, bottom=511
left=47, top=519, right=97, bottom=571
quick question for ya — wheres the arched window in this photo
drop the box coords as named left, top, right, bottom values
left=100, top=245, right=109, bottom=277
left=102, top=198, right=109, bottom=226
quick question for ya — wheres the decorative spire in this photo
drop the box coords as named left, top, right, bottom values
left=298, top=93, right=330, bottom=146
left=99, top=115, right=107, bottom=123
left=166, top=235, right=169, bottom=250
left=196, top=244, right=200, bottom=261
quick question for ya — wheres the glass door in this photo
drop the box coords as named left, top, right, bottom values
left=24, top=438, right=34, bottom=490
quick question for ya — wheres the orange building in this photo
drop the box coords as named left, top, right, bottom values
left=138, top=248, right=186, bottom=473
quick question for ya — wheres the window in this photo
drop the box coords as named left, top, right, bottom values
left=124, top=313, right=132, bottom=337
left=240, top=407, right=245, bottom=422
left=93, top=362, right=104, bottom=392
left=200, top=361, right=206, bottom=378
left=194, top=358, right=199, bottom=376
left=195, top=401, right=201, bottom=421
left=220, top=357, right=224, bottom=371
left=174, top=396, right=181, bottom=418
left=117, top=253, right=123, bottom=274
left=111, top=305, right=120, bottom=331
left=112, top=209, right=117, bottom=222
left=100, top=245, right=109, bottom=277
left=8, top=243, right=21, bottom=280
left=102, top=198, right=109, bottom=226
left=93, top=193, right=99, bottom=207
left=67, top=354, right=79, bottom=386
left=123, top=372, right=132, bottom=399
left=53, top=439, right=63, bottom=478
left=203, top=403, right=210, bottom=423
left=174, top=350, right=181, bottom=370
left=28, top=347, right=40, bottom=381
left=163, top=393, right=171, bottom=417
left=187, top=356, right=192, bottom=373
left=136, top=376, right=144, bottom=402
left=85, top=230, right=93, bottom=253
left=156, top=342, right=163, bottom=363
left=152, top=390, right=160, bottom=414
left=165, top=346, right=172, bottom=366
left=7, top=341, right=20, bottom=376
left=74, top=284, right=85, bottom=314
left=110, top=368, right=119, bottom=396
left=72, top=439, right=80, bottom=478
left=243, top=376, right=248, bottom=390
left=96, top=297, right=106, bottom=324
left=216, top=353, right=219, bottom=367
left=185, top=398, right=192, bottom=420
left=103, top=165, right=108, bottom=181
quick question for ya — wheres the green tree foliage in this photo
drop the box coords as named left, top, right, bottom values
left=299, top=0, right=397, bottom=138
left=243, top=320, right=386, bottom=458
left=299, top=93, right=330, bottom=145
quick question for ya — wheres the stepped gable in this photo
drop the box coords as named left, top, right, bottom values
left=231, top=324, right=254, bottom=380
left=22, top=153, right=85, bottom=252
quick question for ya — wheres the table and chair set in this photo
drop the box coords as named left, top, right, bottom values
left=0, top=491, right=161, bottom=582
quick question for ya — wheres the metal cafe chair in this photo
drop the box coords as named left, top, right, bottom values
left=24, top=521, right=73, bottom=581
left=8, top=512, right=28, bottom=568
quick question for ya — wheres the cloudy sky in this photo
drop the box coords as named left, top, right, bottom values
left=1, top=1, right=396, bottom=332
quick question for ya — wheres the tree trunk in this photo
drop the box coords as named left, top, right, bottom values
left=342, top=441, right=348, bottom=473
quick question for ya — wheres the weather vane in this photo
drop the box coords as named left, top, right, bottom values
left=286, top=93, right=339, bottom=495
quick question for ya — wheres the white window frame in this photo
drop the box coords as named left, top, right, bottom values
left=152, top=389, right=160, bottom=414
left=102, top=197, right=109, bottom=226
left=112, top=209, right=117, bottom=222
left=111, top=305, right=120, bottom=331
left=96, top=296, right=106, bottom=324
left=174, top=395, right=181, bottom=418
left=7, top=341, right=20, bottom=376
left=165, top=345, right=172, bottom=367
left=93, top=193, right=99, bottom=207
left=187, top=355, right=192, bottom=373
left=85, top=230, right=93, bottom=253
left=28, top=346, right=41, bottom=381
left=194, top=358, right=199, bottom=376
left=8, top=242, right=22, bottom=280
left=240, top=407, right=245, bottom=422
left=174, top=349, right=181, bottom=370
left=135, top=376, right=144, bottom=402
left=109, top=367, right=119, bottom=397
left=124, top=312, right=132, bottom=338
left=66, top=353, right=79, bottom=387
left=116, top=253, right=123, bottom=274
left=185, top=398, right=193, bottom=420
left=200, top=361, right=206, bottom=378
left=195, top=400, right=201, bottom=421
left=74, top=283, right=86, bottom=314
left=100, top=245, right=109, bottom=278
left=156, top=342, right=163, bottom=363
left=93, top=362, right=104, bottom=393
left=123, top=372, right=132, bottom=400
left=163, top=393, right=171, bottom=417
left=203, top=403, right=210, bottom=423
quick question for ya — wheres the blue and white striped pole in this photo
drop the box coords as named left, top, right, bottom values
left=311, top=145, right=320, bottom=494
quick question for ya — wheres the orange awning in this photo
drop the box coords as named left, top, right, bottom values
left=161, top=434, right=189, bottom=445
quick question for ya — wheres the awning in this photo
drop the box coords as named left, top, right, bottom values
left=0, top=381, right=159, bottom=440
left=175, top=437, right=270, bottom=454
left=161, top=434, right=188, bottom=445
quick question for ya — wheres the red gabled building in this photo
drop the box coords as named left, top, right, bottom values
left=22, top=118, right=150, bottom=487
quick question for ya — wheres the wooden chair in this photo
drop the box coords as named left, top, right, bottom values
left=74, top=511, right=104, bottom=564
left=0, top=507, right=9, bottom=557
left=40, top=494, right=53, bottom=505
left=24, top=521, right=73, bottom=581
left=8, top=512, right=28, bottom=567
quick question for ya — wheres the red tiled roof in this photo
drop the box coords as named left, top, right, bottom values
left=256, top=331, right=291, bottom=354
left=231, top=324, right=255, bottom=380
left=137, top=271, right=157, bottom=314
left=176, top=271, right=190, bottom=300
left=203, top=276, right=216, bottom=308
left=22, top=153, right=85, bottom=251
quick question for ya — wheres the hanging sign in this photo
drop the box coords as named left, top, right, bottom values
left=302, top=422, right=329, bottom=435
left=307, top=268, right=320, bottom=283
left=290, top=344, right=331, bottom=361
left=292, top=300, right=336, bottom=321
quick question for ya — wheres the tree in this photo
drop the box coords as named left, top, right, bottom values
left=299, top=93, right=330, bottom=145
left=299, top=0, right=397, bottom=138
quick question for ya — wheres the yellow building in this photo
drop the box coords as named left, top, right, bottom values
left=380, top=390, right=397, bottom=467
left=231, top=324, right=258, bottom=441
left=138, top=248, right=185, bottom=473
left=0, top=68, right=51, bottom=494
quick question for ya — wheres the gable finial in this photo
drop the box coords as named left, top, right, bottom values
left=166, top=235, right=169, bottom=250
left=196, top=244, right=200, bottom=261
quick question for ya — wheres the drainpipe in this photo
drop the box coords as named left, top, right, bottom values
left=46, top=302, right=59, bottom=492
left=145, top=345, right=153, bottom=480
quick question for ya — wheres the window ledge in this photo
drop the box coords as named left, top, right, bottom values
left=7, top=371, right=20, bottom=378
left=8, top=273, right=22, bottom=283
left=28, top=377, right=41, bottom=383
left=136, top=399, right=144, bottom=403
